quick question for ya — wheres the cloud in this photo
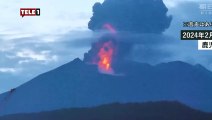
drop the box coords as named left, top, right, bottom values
left=126, top=33, right=173, bottom=64
left=0, top=0, right=104, bottom=36
left=1, top=0, right=212, bottom=94
left=163, top=0, right=207, bottom=8
left=0, top=0, right=105, bottom=93
left=0, top=68, right=17, bottom=73
left=0, top=30, right=93, bottom=93
left=88, top=0, right=172, bottom=33
left=16, top=49, right=58, bottom=63
left=84, top=0, right=173, bottom=67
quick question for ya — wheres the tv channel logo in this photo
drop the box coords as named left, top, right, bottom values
left=20, top=8, right=40, bottom=17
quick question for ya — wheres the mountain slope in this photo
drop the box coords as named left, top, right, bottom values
left=0, top=58, right=212, bottom=116
left=0, top=101, right=212, bottom=120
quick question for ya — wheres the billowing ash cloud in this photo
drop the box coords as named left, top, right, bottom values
left=84, top=0, right=173, bottom=73
left=88, top=0, right=172, bottom=33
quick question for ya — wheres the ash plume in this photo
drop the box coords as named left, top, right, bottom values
left=84, top=0, right=172, bottom=73
left=88, top=0, right=172, bottom=33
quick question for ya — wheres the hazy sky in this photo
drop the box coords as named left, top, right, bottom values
left=0, top=0, right=103, bottom=93
left=0, top=0, right=211, bottom=93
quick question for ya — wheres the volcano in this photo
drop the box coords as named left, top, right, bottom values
left=0, top=58, right=212, bottom=116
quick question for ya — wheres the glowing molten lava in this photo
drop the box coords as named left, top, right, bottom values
left=83, top=23, right=117, bottom=74
left=98, top=41, right=114, bottom=73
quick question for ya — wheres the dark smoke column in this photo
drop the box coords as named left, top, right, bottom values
left=88, top=0, right=172, bottom=33
left=84, top=0, right=172, bottom=73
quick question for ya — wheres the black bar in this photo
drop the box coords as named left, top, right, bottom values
left=181, top=30, right=212, bottom=40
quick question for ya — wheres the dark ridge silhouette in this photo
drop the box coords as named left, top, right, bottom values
left=0, top=101, right=212, bottom=120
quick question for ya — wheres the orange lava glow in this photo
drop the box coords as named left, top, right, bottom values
left=98, top=41, right=114, bottom=73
